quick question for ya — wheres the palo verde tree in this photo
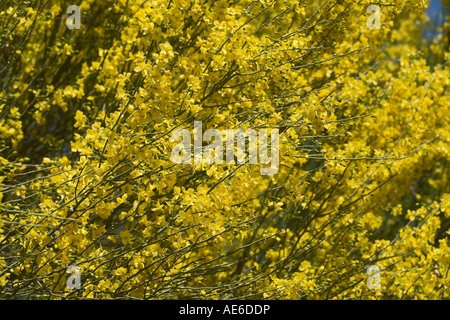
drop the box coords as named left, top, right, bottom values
left=0, top=0, right=449, bottom=299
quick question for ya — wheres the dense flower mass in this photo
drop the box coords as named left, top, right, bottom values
left=0, top=0, right=449, bottom=299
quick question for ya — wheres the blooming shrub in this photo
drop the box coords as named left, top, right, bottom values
left=0, top=0, right=449, bottom=299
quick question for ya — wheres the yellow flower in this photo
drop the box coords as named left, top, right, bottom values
left=120, top=230, right=132, bottom=245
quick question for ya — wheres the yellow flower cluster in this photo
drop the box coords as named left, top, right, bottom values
left=0, top=0, right=448, bottom=299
